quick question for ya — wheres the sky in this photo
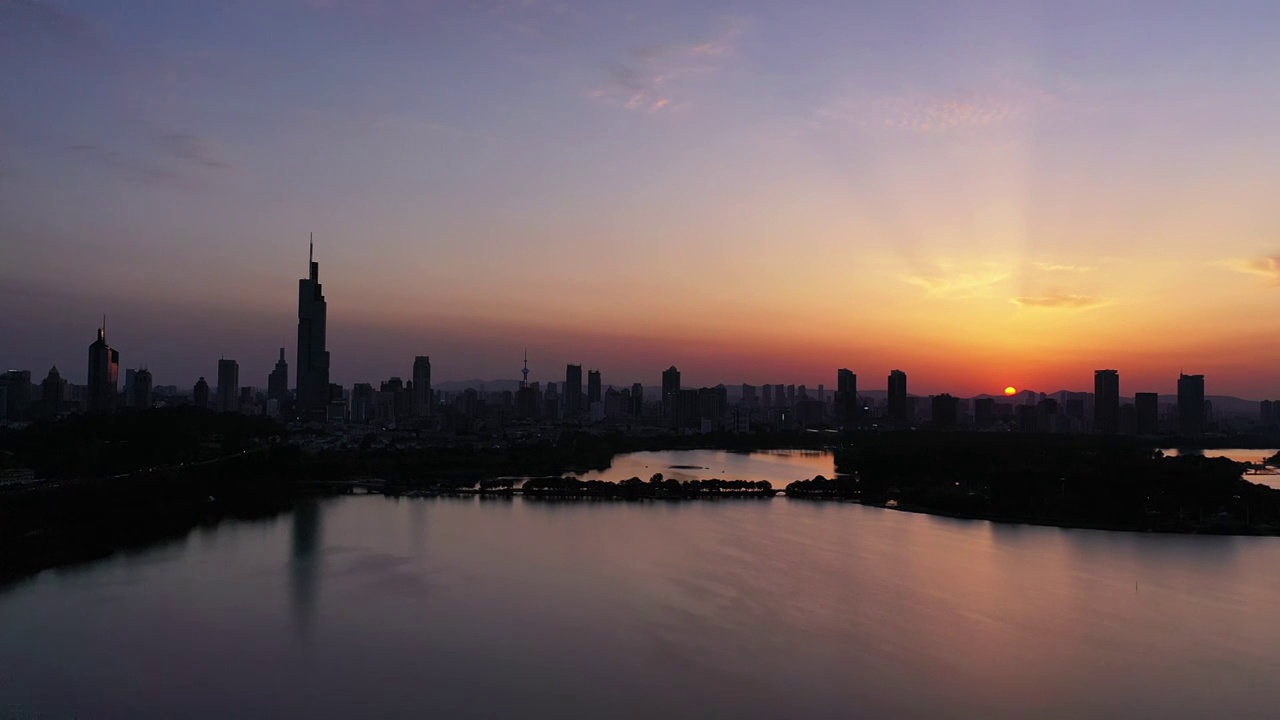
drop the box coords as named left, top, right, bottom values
left=2, top=0, right=1279, bottom=398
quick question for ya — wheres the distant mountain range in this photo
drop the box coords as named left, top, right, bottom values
left=434, top=380, right=1266, bottom=418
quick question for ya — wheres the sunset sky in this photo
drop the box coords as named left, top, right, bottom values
left=2, top=0, right=1279, bottom=397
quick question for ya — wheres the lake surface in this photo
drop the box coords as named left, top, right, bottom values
left=4, top=450, right=1280, bottom=719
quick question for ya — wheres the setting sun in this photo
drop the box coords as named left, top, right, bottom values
left=1004, top=387, right=1018, bottom=396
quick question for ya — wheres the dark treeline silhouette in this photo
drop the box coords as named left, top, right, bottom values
left=520, top=475, right=772, bottom=500
left=786, top=433, right=1280, bottom=534
left=0, top=408, right=299, bottom=582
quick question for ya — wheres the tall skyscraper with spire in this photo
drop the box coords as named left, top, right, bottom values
left=87, top=320, right=119, bottom=414
left=296, top=236, right=331, bottom=415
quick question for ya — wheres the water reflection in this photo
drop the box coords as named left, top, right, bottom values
left=290, top=498, right=322, bottom=639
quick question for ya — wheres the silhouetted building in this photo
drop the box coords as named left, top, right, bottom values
left=671, top=388, right=699, bottom=429
left=662, top=366, right=681, bottom=418
left=87, top=324, right=119, bottom=414
left=697, top=385, right=727, bottom=425
left=1178, top=374, right=1206, bottom=437
left=564, top=364, right=583, bottom=419
left=296, top=240, right=331, bottom=415
left=350, top=383, right=376, bottom=423
left=413, top=356, right=432, bottom=417
left=630, top=382, right=644, bottom=417
left=40, top=366, right=66, bottom=419
left=217, top=359, right=240, bottom=413
left=268, top=348, right=289, bottom=404
left=1263, top=400, right=1277, bottom=428
left=193, top=377, right=210, bottom=409
left=1094, top=369, right=1120, bottom=434
left=380, top=377, right=409, bottom=418
left=836, top=368, right=858, bottom=425
left=2, top=370, right=33, bottom=422
left=1135, top=392, right=1159, bottom=435
left=762, top=384, right=773, bottom=407
left=796, top=399, right=825, bottom=427
left=132, top=368, right=153, bottom=409
left=587, top=369, right=602, bottom=407
left=888, top=370, right=908, bottom=426
left=931, top=393, right=959, bottom=429
left=786, top=384, right=796, bottom=407
left=974, top=397, right=996, bottom=429
left=741, top=384, right=757, bottom=407
left=124, top=369, right=137, bottom=408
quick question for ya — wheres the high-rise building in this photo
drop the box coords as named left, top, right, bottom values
left=1135, top=392, right=1159, bottom=435
left=836, top=368, right=858, bottom=425
left=741, top=384, right=757, bottom=407
left=412, top=356, right=432, bottom=417
left=217, top=359, right=240, bottom=413
left=351, top=383, right=376, bottom=423
left=887, top=370, right=908, bottom=426
left=773, top=384, right=787, bottom=407
left=87, top=324, right=119, bottom=414
left=1093, top=369, right=1120, bottom=434
left=132, top=368, right=153, bottom=409
left=41, top=366, right=66, bottom=419
left=193, top=377, right=210, bottom=409
left=974, top=397, right=996, bottom=429
left=931, top=394, right=959, bottom=429
left=564, top=364, right=583, bottom=419
left=3, top=370, right=33, bottom=422
left=762, top=384, right=773, bottom=407
left=296, top=239, right=331, bottom=415
left=268, top=348, right=289, bottom=404
left=123, top=369, right=138, bottom=408
left=630, top=382, right=644, bottom=416
left=1177, top=374, right=1206, bottom=437
left=662, top=366, right=681, bottom=418
left=587, top=369, right=602, bottom=406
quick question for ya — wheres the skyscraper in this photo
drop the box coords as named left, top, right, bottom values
left=268, top=347, right=289, bottom=404
left=662, top=366, right=681, bottom=418
left=193, top=377, right=210, bottom=409
left=564, top=364, right=583, bottom=419
left=3, top=370, right=33, bottom=421
left=587, top=369, right=602, bottom=406
left=887, top=370, right=908, bottom=426
left=133, top=368, right=153, bottom=409
left=124, top=369, right=137, bottom=408
left=217, top=359, right=240, bottom=413
left=1177, top=373, right=1206, bottom=437
left=1135, top=392, right=1159, bottom=435
left=296, top=238, right=331, bottom=415
left=413, top=356, right=432, bottom=417
left=41, top=366, right=66, bottom=419
left=87, top=323, right=119, bottom=414
left=630, top=382, right=644, bottom=416
left=1093, top=369, right=1120, bottom=434
left=836, top=368, right=858, bottom=425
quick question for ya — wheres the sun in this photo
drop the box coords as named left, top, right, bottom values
left=1004, top=386, right=1017, bottom=396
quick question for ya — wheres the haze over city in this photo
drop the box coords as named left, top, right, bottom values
left=3, top=0, right=1279, bottom=396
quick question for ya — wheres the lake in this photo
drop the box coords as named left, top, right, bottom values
left=3, top=449, right=1280, bottom=719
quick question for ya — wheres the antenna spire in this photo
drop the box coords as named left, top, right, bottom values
left=309, top=232, right=313, bottom=265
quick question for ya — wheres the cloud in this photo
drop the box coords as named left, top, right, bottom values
left=1222, top=255, right=1280, bottom=285
left=152, top=131, right=232, bottom=169
left=590, top=17, right=744, bottom=112
left=818, top=81, right=1054, bottom=134
left=1033, top=262, right=1093, bottom=273
left=64, top=128, right=231, bottom=187
left=901, top=266, right=1009, bottom=299
left=1010, top=292, right=1107, bottom=310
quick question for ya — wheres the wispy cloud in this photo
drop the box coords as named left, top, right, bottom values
left=818, top=81, right=1054, bottom=134
left=1011, top=291, right=1107, bottom=310
left=901, top=263, right=1009, bottom=299
left=590, top=17, right=744, bottom=112
left=1032, top=261, right=1093, bottom=273
left=65, top=128, right=231, bottom=187
left=1222, top=255, right=1280, bottom=285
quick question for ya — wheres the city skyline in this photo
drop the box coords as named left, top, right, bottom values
left=3, top=1, right=1280, bottom=396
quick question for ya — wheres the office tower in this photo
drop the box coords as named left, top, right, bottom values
left=662, top=366, right=681, bottom=418
left=193, top=377, right=210, bottom=409
left=296, top=238, right=331, bottom=415
left=817, top=384, right=825, bottom=404
left=1177, top=374, right=1206, bottom=437
left=836, top=369, right=858, bottom=425
left=587, top=369, right=602, bottom=406
left=774, top=384, right=787, bottom=407
left=931, top=394, right=959, bottom=429
left=672, top=388, right=700, bottom=429
left=786, top=384, right=796, bottom=407
left=132, top=368, right=153, bottom=409
left=887, top=370, right=908, bottom=426
left=630, top=382, right=644, bottom=416
left=564, top=364, right=583, bottom=419
left=1093, top=369, right=1120, bottom=434
left=762, top=384, right=773, bottom=407
left=87, top=323, right=119, bottom=414
left=268, top=348, right=289, bottom=404
left=741, top=384, right=757, bottom=407
left=124, top=369, right=137, bottom=408
left=410, top=355, right=432, bottom=417
left=351, top=383, right=376, bottom=423
left=2, top=370, right=33, bottom=421
left=217, top=359, right=240, bottom=413
left=1263, top=400, right=1276, bottom=428
left=40, top=366, right=66, bottom=419
left=542, top=381, right=560, bottom=419
left=1135, top=392, right=1159, bottom=435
